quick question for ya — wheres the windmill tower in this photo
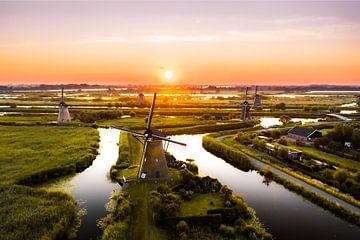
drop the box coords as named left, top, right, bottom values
left=254, top=86, right=262, bottom=108
left=240, top=87, right=251, bottom=120
left=112, top=93, right=186, bottom=181
left=58, top=88, right=71, bottom=124
left=137, top=93, right=145, bottom=107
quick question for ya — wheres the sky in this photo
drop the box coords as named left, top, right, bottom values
left=0, top=1, right=360, bottom=86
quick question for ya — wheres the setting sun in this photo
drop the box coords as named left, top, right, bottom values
left=164, top=70, right=174, bottom=81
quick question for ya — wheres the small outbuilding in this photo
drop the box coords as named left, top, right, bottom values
left=287, top=126, right=322, bottom=142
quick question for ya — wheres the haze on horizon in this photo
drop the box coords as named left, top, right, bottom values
left=0, top=1, right=360, bottom=86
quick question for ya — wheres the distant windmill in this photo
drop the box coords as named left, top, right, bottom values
left=112, top=93, right=186, bottom=181
left=253, top=86, right=262, bottom=108
left=58, top=87, right=71, bottom=124
left=137, top=93, right=145, bottom=107
left=240, top=87, right=251, bottom=120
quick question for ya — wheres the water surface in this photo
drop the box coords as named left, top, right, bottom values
left=42, top=128, right=121, bottom=239
left=259, top=117, right=322, bottom=128
left=168, top=134, right=360, bottom=240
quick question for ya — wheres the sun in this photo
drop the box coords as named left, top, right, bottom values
left=164, top=70, right=174, bottom=80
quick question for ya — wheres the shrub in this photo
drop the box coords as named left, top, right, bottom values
left=176, top=220, right=190, bottom=233
left=157, top=185, right=171, bottom=194
left=275, top=102, right=286, bottom=110
left=218, top=224, right=235, bottom=237
left=278, top=138, right=288, bottom=146
left=186, top=163, right=199, bottom=174
left=220, top=185, right=233, bottom=201
left=334, top=170, right=349, bottom=184
left=202, top=114, right=211, bottom=120
left=202, top=136, right=253, bottom=171
left=149, top=191, right=182, bottom=219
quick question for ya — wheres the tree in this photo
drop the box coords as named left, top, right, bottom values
left=258, top=139, right=266, bottom=150
left=218, top=224, right=235, bottom=238
left=278, top=147, right=288, bottom=160
left=321, top=169, right=334, bottom=181
left=220, top=185, right=233, bottom=200
left=149, top=191, right=182, bottom=219
left=328, top=140, right=343, bottom=153
left=157, top=185, right=171, bottom=194
left=351, top=129, right=360, bottom=149
left=275, top=102, right=286, bottom=110
left=278, top=138, right=288, bottom=146
left=176, top=221, right=189, bottom=233
left=202, top=114, right=211, bottom=120
left=311, top=106, right=318, bottom=112
left=236, top=132, right=251, bottom=144
left=313, top=137, right=330, bottom=149
left=279, top=115, right=291, bottom=125
left=334, top=170, right=349, bottom=184
left=354, top=171, right=360, bottom=183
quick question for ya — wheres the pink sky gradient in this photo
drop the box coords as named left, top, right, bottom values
left=0, top=1, right=359, bottom=85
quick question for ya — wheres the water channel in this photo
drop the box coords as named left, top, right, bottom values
left=41, top=127, right=360, bottom=240
left=41, top=128, right=121, bottom=239
left=168, top=134, right=360, bottom=240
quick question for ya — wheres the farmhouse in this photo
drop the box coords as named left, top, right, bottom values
left=287, top=126, right=322, bottom=142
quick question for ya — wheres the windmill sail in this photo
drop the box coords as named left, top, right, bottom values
left=111, top=92, right=186, bottom=181
left=240, top=87, right=251, bottom=120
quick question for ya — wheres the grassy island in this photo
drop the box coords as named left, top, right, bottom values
left=101, top=132, right=272, bottom=240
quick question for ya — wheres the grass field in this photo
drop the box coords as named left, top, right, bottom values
left=100, top=115, right=220, bottom=129
left=289, top=144, right=360, bottom=171
left=0, top=185, right=76, bottom=240
left=0, top=125, right=100, bottom=240
left=179, top=193, right=224, bottom=216
left=0, top=125, right=99, bottom=185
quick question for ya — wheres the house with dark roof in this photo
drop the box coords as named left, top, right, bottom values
left=287, top=126, right=322, bottom=142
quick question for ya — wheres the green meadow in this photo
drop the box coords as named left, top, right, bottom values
left=0, top=125, right=100, bottom=240
left=0, top=125, right=99, bottom=185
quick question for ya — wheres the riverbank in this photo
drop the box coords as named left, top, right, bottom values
left=202, top=132, right=360, bottom=227
left=102, top=131, right=272, bottom=240
left=168, top=134, right=360, bottom=240
left=0, top=125, right=100, bottom=240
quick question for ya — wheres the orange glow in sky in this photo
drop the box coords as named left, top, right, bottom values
left=0, top=1, right=359, bottom=85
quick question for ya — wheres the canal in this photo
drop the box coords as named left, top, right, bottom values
left=168, top=134, right=360, bottom=240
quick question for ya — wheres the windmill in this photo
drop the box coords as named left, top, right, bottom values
left=58, top=87, right=71, bottom=124
left=253, top=86, right=262, bottom=108
left=240, top=87, right=251, bottom=120
left=137, top=93, right=145, bottom=107
left=112, top=93, right=186, bottom=181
